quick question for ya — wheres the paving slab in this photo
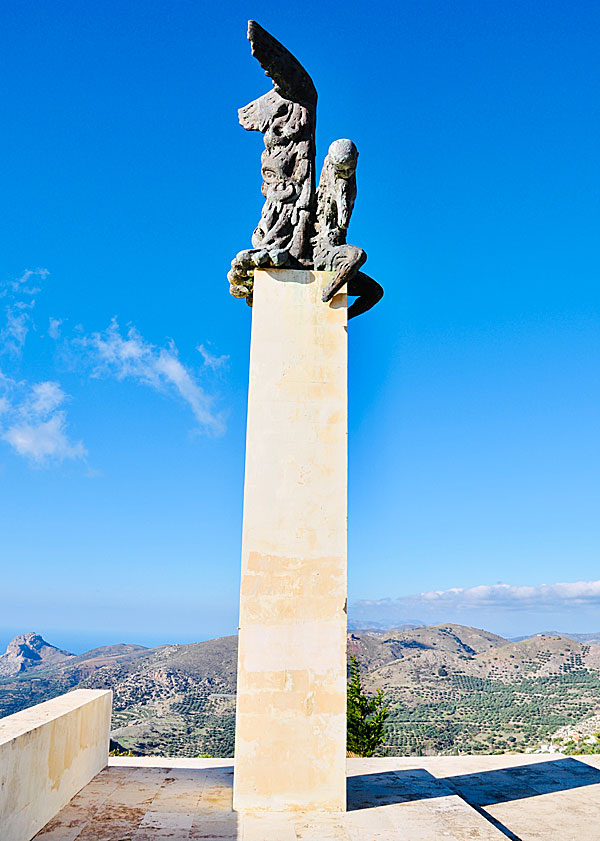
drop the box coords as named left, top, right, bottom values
left=32, top=755, right=600, bottom=841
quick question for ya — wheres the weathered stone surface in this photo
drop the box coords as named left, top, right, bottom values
left=313, top=139, right=383, bottom=319
left=1, top=689, right=112, bottom=841
left=233, top=269, right=348, bottom=812
left=228, top=22, right=382, bottom=319
left=228, top=22, right=317, bottom=305
left=33, top=755, right=600, bottom=840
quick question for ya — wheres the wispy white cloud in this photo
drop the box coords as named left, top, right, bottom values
left=419, top=580, right=600, bottom=608
left=3, top=412, right=86, bottom=463
left=48, top=317, right=62, bottom=339
left=352, top=580, right=600, bottom=624
left=0, top=271, right=84, bottom=465
left=0, top=378, right=86, bottom=465
left=1, top=268, right=48, bottom=298
left=0, top=269, right=49, bottom=356
left=30, top=381, right=67, bottom=415
left=1, top=307, right=31, bottom=356
left=76, top=318, right=224, bottom=434
left=0, top=271, right=225, bottom=463
left=197, top=343, right=229, bottom=372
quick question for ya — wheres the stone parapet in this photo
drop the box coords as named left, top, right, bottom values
left=0, top=689, right=112, bottom=841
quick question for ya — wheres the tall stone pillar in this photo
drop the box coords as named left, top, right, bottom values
left=233, top=269, right=347, bottom=812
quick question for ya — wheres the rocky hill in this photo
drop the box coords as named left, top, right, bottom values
left=0, top=633, right=237, bottom=757
left=0, top=632, right=74, bottom=676
left=1, top=625, right=599, bottom=757
left=349, top=625, right=600, bottom=756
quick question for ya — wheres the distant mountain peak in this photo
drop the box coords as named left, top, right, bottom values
left=8, top=631, right=48, bottom=651
left=0, top=632, right=74, bottom=677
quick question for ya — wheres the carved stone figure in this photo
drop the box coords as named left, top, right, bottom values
left=228, top=21, right=317, bottom=305
left=313, top=140, right=383, bottom=320
left=229, top=21, right=383, bottom=318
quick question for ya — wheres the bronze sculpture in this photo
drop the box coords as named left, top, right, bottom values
left=228, top=21, right=383, bottom=319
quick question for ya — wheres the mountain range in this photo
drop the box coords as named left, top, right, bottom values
left=1, top=624, right=599, bottom=757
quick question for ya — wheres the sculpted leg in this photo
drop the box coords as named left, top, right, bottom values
left=321, top=245, right=366, bottom=303
left=228, top=247, right=291, bottom=302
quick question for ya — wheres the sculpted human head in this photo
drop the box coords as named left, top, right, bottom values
left=260, top=149, right=296, bottom=202
left=327, top=139, right=358, bottom=180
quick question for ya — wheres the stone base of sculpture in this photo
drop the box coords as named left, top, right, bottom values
left=233, top=269, right=347, bottom=812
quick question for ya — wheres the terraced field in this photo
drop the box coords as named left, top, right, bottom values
left=1, top=624, right=599, bottom=757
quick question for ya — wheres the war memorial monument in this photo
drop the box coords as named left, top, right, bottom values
left=2, top=20, right=600, bottom=841
left=229, top=20, right=382, bottom=812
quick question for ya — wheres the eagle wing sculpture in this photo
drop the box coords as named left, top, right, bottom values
left=228, top=21, right=383, bottom=319
left=247, top=20, right=317, bottom=106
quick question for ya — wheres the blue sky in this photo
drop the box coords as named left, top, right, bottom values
left=1, top=0, right=599, bottom=652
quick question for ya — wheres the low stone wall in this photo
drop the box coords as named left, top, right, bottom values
left=0, top=688, right=112, bottom=841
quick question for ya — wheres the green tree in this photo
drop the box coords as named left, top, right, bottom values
left=347, top=654, right=388, bottom=756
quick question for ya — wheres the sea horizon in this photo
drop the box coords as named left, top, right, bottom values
left=2, top=622, right=599, bottom=660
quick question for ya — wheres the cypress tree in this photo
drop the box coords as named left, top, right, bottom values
left=347, top=654, right=388, bottom=756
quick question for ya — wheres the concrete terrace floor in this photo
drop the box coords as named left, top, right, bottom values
left=34, top=754, right=600, bottom=841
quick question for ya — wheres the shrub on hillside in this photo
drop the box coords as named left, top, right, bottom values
left=347, top=654, right=388, bottom=757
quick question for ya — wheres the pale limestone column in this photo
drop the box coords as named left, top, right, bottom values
left=233, top=269, right=347, bottom=812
